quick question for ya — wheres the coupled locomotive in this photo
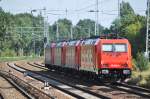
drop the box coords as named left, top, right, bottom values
left=45, top=37, right=132, bottom=80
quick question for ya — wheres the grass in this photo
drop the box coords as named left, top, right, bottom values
left=129, top=64, right=150, bottom=89
left=0, top=56, right=44, bottom=62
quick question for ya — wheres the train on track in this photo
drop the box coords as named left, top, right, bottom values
left=45, top=35, right=132, bottom=81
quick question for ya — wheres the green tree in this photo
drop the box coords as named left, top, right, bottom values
left=51, top=18, right=72, bottom=41
left=110, top=1, right=146, bottom=57
left=75, top=19, right=103, bottom=38
left=0, top=7, right=44, bottom=56
left=120, top=1, right=135, bottom=17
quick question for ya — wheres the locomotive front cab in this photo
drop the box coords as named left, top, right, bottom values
left=99, top=39, right=132, bottom=79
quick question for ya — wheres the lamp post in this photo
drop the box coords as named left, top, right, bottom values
left=88, top=10, right=99, bottom=36
left=31, top=8, right=48, bottom=44
left=146, top=0, right=150, bottom=58
left=31, top=8, right=48, bottom=56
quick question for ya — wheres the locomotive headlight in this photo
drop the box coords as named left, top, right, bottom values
left=123, top=69, right=130, bottom=74
left=101, top=69, right=109, bottom=74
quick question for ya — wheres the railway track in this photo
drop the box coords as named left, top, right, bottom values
left=33, top=62, right=45, bottom=67
left=0, top=69, right=54, bottom=99
left=31, top=62, right=150, bottom=98
left=0, top=89, right=5, bottom=99
left=27, top=62, right=47, bottom=70
left=116, top=82, right=150, bottom=93
left=103, top=82, right=150, bottom=98
left=1, top=70, right=54, bottom=99
left=0, top=70, right=34, bottom=99
left=0, top=93, right=4, bottom=99
left=8, top=63, right=111, bottom=99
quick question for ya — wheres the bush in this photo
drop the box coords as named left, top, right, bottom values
left=132, top=58, right=138, bottom=71
left=146, top=75, right=150, bottom=88
left=1, top=49, right=16, bottom=57
left=135, top=52, right=149, bottom=72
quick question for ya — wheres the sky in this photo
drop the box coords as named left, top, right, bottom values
left=0, top=0, right=147, bottom=28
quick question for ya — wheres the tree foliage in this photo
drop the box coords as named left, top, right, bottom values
left=0, top=1, right=147, bottom=58
left=109, top=1, right=146, bottom=57
left=0, top=8, right=43, bottom=56
left=135, top=52, right=149, bottom=71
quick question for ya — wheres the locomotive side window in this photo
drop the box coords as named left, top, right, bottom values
left=102, top=44, right=113, bottom=52
left=114, top=44, right=127, bottom=52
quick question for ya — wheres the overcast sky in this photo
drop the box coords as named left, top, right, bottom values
left=0, top=0, right=147, bottom=28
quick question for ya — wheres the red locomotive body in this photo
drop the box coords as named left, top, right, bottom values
left=51, top=42, right=55, bottom=65
left=65, top=40, right=80, bottom=70
left=45, top=37, right=132, bottom=80
left=45, top=42, right=55, bottom=68
left=98, top=39, right=132, bottom=79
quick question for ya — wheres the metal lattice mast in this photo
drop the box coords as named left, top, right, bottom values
left=118, top=0, right=120, bottom=35
left=146, top=0, right=150, bottom=58
left=96, top=0, right=99, bottom=35
left=43, top=8, right=48, bottom=47
left=56, top=21, right=59, bottom=41
left=95, top=0, right=99, bottom=36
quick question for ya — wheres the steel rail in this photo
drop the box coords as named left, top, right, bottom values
left=116, top=82, right=150, bottom=93
left=5, top=64, right=55, bottom=99
left=31, top=62, right=150, bottom=98
left=27, top=62, right=47, bottom=70
left=0, top=70, right=34, bottom=99
left=0, top=93, right=4, bottom=99
left=104, top=83, right=150, bottom=98
left=8, top=63, right=89, bottom=99
left=33, top=62, right=45, bottom=67
left=10, top=63, right=111, bottom=99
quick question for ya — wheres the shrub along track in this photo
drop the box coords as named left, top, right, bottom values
left=11, top=61, right=148, bottom=99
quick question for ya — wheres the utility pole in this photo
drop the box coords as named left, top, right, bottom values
left=70, top=25, right=73, bottom=39
left=146, top=0, right=150, bottom=59
left=88, top=0, right=99, bottom=36
left=94, top=0, right=99, bottom=36
left=56, top=21, right=59, bottom=41
left=118, top=0, right=120, bottom=36
left=88, top=28, right=91, bottom=37
left=96, top=0, right=99, bottom=35
left=20, top=27, right=23, bottom=56
left=31, top=8, right=47, bottom=56
left=65, top=8, right=68, bottom=19
left=32, top=33, right=36, bottom=55
left=43, top=7, right=48, bottom=47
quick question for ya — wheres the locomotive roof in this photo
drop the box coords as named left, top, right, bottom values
left=45, top=44, right=50, bottom=48
left=66, top=40, right=80, bottom=46
left=56, top=42, right=63, bottom=47
left=81, top=38, right=99, bottom=45
left=50, top=33, right=127, bottom=46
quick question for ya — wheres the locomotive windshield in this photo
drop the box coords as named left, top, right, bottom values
left=102, top=44, right=113, bottom=52
left=102, top=44, right=127, bottom=52
left=114, top=44, right=127, bottom=52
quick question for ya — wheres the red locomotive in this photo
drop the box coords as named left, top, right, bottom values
left=45, top=37, right=132, bottom=80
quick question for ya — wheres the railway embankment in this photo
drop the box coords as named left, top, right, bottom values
left=128, top=68, right=150, bottom=89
